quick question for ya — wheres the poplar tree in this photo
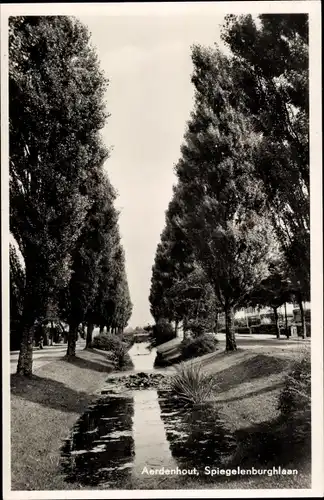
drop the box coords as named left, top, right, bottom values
left=10, top=16, right=109, bottom=375
left=149, top=188, right=196, bottom=330
left=174, top=46, right=276, bottom=350
left=64, top=173, right=118, bottom=357
left=222, top=13, right=309, bottom=336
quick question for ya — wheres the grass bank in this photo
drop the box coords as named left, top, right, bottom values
left=11, top=348, right=115, bottom=490
left=167, top=345, right=311, bottom=489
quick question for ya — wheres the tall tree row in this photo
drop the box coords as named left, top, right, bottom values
left=174, top=45, right=276, bottom=351
left=149, top=187, right=218, bottom=337
left=221, top=14, right=309, bottom=337
left=150, top=14, right=309, bottom=350
left=61, top=173, right=120, bottom=357
left=9, top=16, right=132, bottom=375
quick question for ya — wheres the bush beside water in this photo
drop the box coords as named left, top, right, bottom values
left=181, top=333, right=219, bottom=361
left=154, top=333, right=219, bottom=367
left=91, top=333, right=124, bottom=351
left=119, top=331, right=135, bottom=348
left=90, top=333, right=134, bottom=371
left=150, top=319, right=176, bottom=346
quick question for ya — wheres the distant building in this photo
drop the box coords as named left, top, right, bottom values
left=235, top=302, right=311, bottom=326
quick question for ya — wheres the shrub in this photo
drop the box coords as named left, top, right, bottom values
left=151, top=319, right=176, bottom=346
left=250, top=323, right=280, bottom=335
left=278, top=354, right=311, bottom=441
left=154, top=351, right=181, bottom=368
left=235, top=326, right=251, bottom=334
left=233, top=317, right=246, bottom=328
left=181, top=333, right=219, bottom=361
left=185, top=319, right=209, bottom=337
left=90, top=334, right=134, bottom=371
left=113, top=345, right=134, bottom=371
left=119, top=331, right=135, bottom=348
left=170, top=362, right=216, bottom=404
left=90, top=333, right=125, bottom=352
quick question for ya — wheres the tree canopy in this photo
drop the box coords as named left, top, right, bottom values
left=9, top=16, right=132, bottom=375
left=221, top=14, right=309, bottom=299
left=150, top=14, right=309, bottom=349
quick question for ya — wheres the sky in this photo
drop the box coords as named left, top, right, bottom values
left=78, top=13, right=227, bottom=328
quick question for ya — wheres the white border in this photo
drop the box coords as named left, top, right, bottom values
left=1, top=2, right=323, bottom=499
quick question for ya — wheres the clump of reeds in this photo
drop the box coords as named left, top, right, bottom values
left=170, top=361, right=216, bottom=405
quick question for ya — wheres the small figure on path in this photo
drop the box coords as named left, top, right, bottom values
left=39, top=335, right=44, bottom=350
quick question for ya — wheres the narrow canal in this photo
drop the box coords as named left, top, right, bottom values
left=61, top=341, right=236, bottom=489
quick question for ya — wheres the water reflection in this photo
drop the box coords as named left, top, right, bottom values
left=61, top=342, right=238, bottom=489
left=132, top=390, right=177, bottom=476
left=158, top=390, right=237, bottom=472
left=128, top=341, right=156, bottom=371
left=61, top=395, right=135, bottom=487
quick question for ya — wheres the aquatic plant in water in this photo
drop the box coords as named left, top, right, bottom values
left=170, top=362, right=216, bottom=405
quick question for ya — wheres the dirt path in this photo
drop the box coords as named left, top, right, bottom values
left=10, top=341, right=86, bottom=374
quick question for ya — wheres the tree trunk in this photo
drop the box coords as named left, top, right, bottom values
left=66, top=320, right=78, bottom=358
left=224, top=304, right=237, bottom=351
left=273, top=306, right=280, bottom=339
left=245, top=310, right=249, bottom=328
left=298, top=295, right=306, bottom=339
left=214, top=311, right=219, bottom=334
left=59, top=322, right=67, bottom=343
left=49, top=320, right=54, bottom=345
left=86, top=322, right=94, bottom=348
left=174, top=320, right=179, bottom=336
left=43, top=327, right=49, bottom=346
left=183, top=317, right=189, bottom=340
left=284, top=302, right=289, bottom=338
left=16, top=322, right=35, bottom=376
left=16, top=285, right=37, bottom=376
left=99, top=324, right=104, bottom=334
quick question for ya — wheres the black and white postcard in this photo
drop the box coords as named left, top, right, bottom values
left=1, top=1, right=323, bottom=498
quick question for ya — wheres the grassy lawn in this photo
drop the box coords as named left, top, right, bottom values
left=11, top=349, right=115, bottom=490
left=177, top=345, right=311, bottom=489
left=155, top=333, right=309, bottom=365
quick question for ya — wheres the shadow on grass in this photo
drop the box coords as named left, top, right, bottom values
left=227, top=415, right=311, bottom=474
left=38, top=345, right=68, bottom=349
left=62, top=354, right=114, bottom=373
left=216, top=381, right=285, bottom=404
left=11, top=373, right=95, bottom=414
left=213, top=354, right=291, bottom=393
left=158, top=388, right=310, bottom=488
left=12, top=355, right=64, bottom=364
